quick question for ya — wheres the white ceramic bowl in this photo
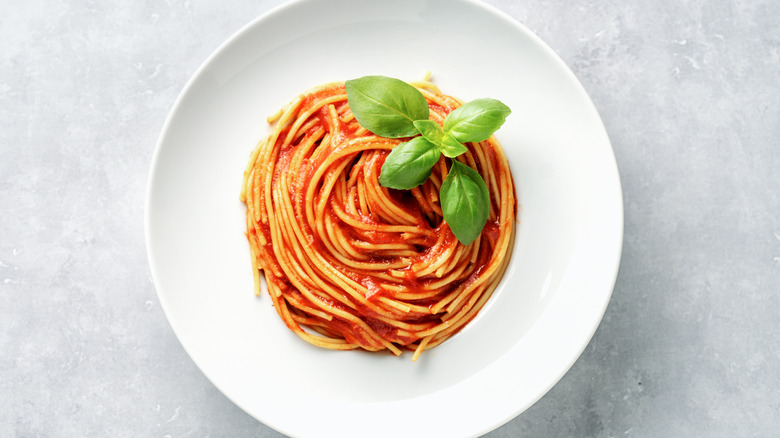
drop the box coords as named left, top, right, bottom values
left=145, top=0, right=623, bottom=436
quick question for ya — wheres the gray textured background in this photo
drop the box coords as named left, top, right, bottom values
left=2, top=0, right=779, bottom=437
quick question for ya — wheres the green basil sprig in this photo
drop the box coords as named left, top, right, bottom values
left=345, top=75, right=511, bottom=245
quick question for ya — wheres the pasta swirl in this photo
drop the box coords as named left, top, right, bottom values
left=240, top=81, right=515, bottom=360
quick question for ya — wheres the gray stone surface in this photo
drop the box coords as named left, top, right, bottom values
left=1, top=0, right=778, bottom=436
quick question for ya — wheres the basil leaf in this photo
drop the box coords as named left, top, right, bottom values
left=378, top=137, right=441, bottom=190
left=413, top=120, right=443, bottom=145
left=345, top=76, right=430, bottom=138
left=443, top=98, right=511, bottom=143
left=440, top=132, right=468, bottom=158
left=440, top=160, right=490, bottom=245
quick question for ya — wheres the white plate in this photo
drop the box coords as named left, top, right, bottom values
left=145, top=0, right=623, bottom=436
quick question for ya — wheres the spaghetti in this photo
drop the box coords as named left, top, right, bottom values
left=240, top=80, right=516, bottom=360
